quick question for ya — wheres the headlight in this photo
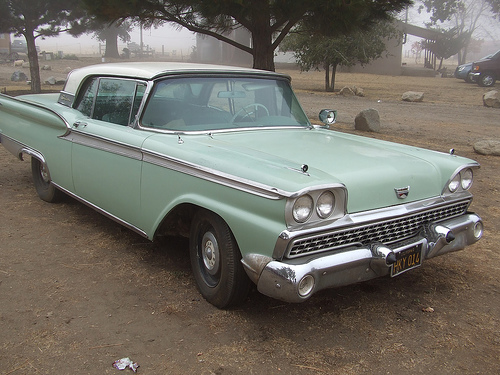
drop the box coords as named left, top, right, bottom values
left=448, top=174, right=461, bottom=193
left=448, top=168, right=474, bottom=193
left=461, top=168, right=473, bottom=190
left=292, top=194, right=313, bottom=223
left=316, top=191, right=335, bottom=219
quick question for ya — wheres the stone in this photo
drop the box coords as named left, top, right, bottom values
left=483, top=90, right=500, bottom=108
left=63, top=67, right=72, bottom=74
left=402, top=91, right=424, bottom=102
left=11, top=71, right=27, bottom=82
left=339, top=86, right=365, bottom=97
left=355, top=108, right=380, bottom=132
left=473, top=139, right=500, bottom=156
left=340, top=86, right=356, bottom=96
left=44, top=77, right=57, bottom=85
left=21, top=62, right=30, bottom=68
left=41, top=65, right=52, bottom=71
left=13, top=59, right=24, bottom=67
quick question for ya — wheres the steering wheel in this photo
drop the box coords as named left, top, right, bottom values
left=231, top=103, right=269, bottom=123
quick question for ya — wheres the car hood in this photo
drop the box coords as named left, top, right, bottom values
left=144, top=128, right=474, bottom=213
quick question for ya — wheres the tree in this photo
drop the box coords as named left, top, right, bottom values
left=281, top=21, right=401, bottom=92
left=0, top=0, right=86, bottom=93
left=91, top=20, right=133, bottom=58
left=419, top=0, right=492, bottom=64
left=82, top=0, right=411, bottom=71
left=487, top=0, right=500, bottom=17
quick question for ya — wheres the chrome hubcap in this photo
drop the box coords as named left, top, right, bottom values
left=202, top=232, right=220, bottom=276
left=40, top=164, right=50, bottom=183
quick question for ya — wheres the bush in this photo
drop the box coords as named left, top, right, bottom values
left=62, top=54, right=79, bottom=60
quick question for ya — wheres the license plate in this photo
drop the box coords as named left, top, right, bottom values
left=391, top=244, right=423, bottom=277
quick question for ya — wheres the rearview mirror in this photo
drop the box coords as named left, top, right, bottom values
left=319, top=109, right=337, bottom=126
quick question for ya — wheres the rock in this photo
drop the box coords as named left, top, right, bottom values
left=355, top=108, right=380, bottom=132
left=340, top=86, right=356, bottom=96
left=21, top=62, right=30, bottom=68
left=339, top=86, right=365, bottom=97
left=44, top=77, right=57, bottom=85
left=13, top=59, right=24, bottom=67
left=63, top=66, right=72, bottom=74
left=473, top=139, right=500, bottom=156
left=41, top=65, right=52, bottom=71
left=483, top=90, right=500, bottom=108
left=402, top=91, right=424, bottom=102
left=11, top=71, right=28, bottom=82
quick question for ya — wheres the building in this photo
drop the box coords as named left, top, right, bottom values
left=0, top=33, right=11, bottom=54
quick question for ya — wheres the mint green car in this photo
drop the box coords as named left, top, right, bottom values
left=0, top=63, right=483, bottom=308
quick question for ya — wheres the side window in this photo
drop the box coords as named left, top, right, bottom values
left=75, top=77, right=98, bottom=117
left=93, top=78, right=137, bottom=126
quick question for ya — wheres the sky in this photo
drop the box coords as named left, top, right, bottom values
left=29, top=24, right=197, bottom=57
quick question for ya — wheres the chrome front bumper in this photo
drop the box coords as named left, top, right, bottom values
left=242, top=213, right=483, bottom=303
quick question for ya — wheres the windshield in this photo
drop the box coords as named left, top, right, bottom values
left=140, top=76, right=310, bottom=132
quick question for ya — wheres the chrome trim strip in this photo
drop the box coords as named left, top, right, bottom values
left=135, top=124, right=309, bottom=136
left=61, top=129, right=342, bottom=201
left=0, top=134, right=45, bottom=163
left=142, top=149, right=286, bottom=200
left=61, top=130, right=143, bottom=161
left=53, top=182, right=149, bottom=239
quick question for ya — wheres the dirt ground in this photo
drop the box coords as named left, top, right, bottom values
left=1, top=57, right=499, bottom=375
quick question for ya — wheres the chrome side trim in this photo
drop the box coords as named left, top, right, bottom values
left=53, top=182, right=149, bottom=239
left=61, top=130, right=143, bottom=161
left=0, top=134, right=45, bottom=163
left=142, top=149, right=286, bottom=200
left=61, top=130, right=343, bottom=201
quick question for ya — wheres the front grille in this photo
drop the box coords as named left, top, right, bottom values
left=287, top=200, right=470, bottom=258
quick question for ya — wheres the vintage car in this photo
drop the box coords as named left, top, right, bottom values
left=0, top=62, right=483, bottom=308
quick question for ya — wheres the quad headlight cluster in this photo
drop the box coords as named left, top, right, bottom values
left=288, top=188, right=345, bottom=226
left=447, top=168, right=474, bottom=193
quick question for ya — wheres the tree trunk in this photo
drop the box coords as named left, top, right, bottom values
left=103, top=26, right=120, bottom=59
left=252, top=33, right=275, bottom=71
left=250, top=0, right=275, bottom=71
left=324, top=63, right=330, bottom=92
left=330, top=64, right=338, bottom=92
left=25, top=32, right=41, bottom=93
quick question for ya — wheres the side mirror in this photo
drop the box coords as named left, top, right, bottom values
left=319, top=109, right=337, bottom=126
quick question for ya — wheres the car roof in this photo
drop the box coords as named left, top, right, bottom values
left=63, top=62, right=288, bottom=96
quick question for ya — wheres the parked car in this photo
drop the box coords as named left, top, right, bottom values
left=10, top=39, right=28, bottom=54
left=454, top=62, right=473, bottom=82
left=469, top=50, right=500, bottom=86
left=0, top=62, right=483, bottom=308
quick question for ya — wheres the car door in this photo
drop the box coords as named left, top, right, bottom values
left=69, top=77, right=149, bottom=228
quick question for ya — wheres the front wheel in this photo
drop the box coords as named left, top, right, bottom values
left=31, top=157, right=63, bottom=203
left=189, top=209, right=251, bottom=308
left=479, top=73, right=496, bottom=87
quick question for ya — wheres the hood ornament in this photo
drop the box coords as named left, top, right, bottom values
left=286, top=164, right=310, bottom=176
left=395, top=186, right=410, bottom=199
